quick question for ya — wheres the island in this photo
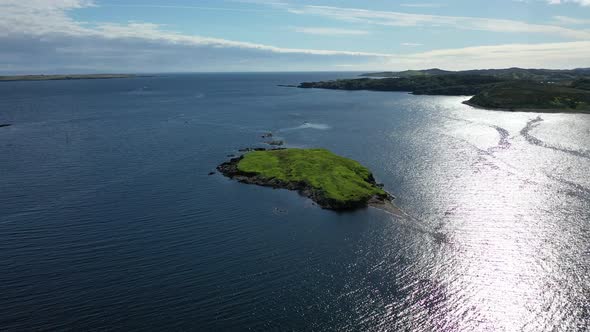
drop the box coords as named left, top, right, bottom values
left=299, top=68, right=590, bottom=113
left=217, top=148, right=397, bottom=212
left=0, top=74, right=136, bottom=82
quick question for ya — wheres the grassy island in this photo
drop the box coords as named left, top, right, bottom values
left=217, top=148, right=395, bottom=211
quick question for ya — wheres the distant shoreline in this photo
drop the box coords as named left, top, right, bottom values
left=298, top=68, right=590, bottom=114
left=462, top=100, right=590, bottom=114
left=0, top=74, right=137, bottom=82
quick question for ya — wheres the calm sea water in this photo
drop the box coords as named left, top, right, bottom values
left=1, top=73, right=589, bottom=331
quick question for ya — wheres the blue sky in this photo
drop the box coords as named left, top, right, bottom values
left=1, top=0, right=589, bottom=73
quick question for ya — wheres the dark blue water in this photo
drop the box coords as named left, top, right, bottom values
left=1, top=73, right=589, bottom=331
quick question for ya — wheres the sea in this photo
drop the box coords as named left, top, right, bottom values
left=1, top=73, right=589, bottom=331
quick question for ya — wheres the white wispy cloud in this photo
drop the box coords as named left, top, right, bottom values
left=547, top=0, right=590, bottom=6
left=0, top=1, right=383, bottom=56
left=0, top=0, right=589, bottom=73
left=292, top=27, right=370, bottom=35
left=290, top=5, right=590, bottom=39
left=553, top=15, right=590, bottom=25
left=515, top=0, right=590, bottom=7
left=103, top=4, right=276, bottom=13
left=0, top=0, right=387, bottom=73
left=390, top=41, right=590, bottom=69
left=401, top=42, right=424, bottom=46
left=400, top=3, right=444, bottom=8
left=228, top=0, right=288, bottom=5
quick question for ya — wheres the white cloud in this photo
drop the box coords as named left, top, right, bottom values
left=553, top=15, right=590, bottom=25
left=0, top=0, right=95, bottom=36
left=292, top=27, right=369, bottom=35
left=0, top=1, right=383, bottom=56
left=400, top=3, right=444, bottom=8
left=0, top=0, right=387, bottom=73
left=389, top=41, right=590, bottom=70
left=288, top=5, right=590, bottom=39
left=547, top=0, right=590, bottom=5
left=0, top=0, right=589, bottom=73
left=103, top=4, right=275, bottom=13
left=401, top=42, right=424, bottom=46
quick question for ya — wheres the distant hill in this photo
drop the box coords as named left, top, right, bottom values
left=361, top=68, right=590, bottom=83
left=299, top=75, right=504, bottom=96
left=571, top=78, right=590, bottom=91
left=360, top=68, right=453, bottom=78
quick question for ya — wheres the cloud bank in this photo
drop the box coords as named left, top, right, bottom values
left=548, top=0, right=590, bottom=6
left=292, top=27, right=370, bottom=36
left=0, top=0, right=589, bottom=73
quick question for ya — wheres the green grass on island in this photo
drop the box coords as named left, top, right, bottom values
left=236, top=148, right=387, bottom=206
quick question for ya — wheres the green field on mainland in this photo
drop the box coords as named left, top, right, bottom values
left=237, top=148, right=386, bottom=204
left=467, top=81, right=590, bottom=112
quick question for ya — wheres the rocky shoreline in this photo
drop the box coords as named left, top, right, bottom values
left=462, top=100, right=590, bottom=114
left=297, top=70, right=590, bottom=114
left=217, top=152, right=398, bottom=212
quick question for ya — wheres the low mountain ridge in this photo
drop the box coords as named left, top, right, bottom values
left=361, top=67, right=590, bottom=83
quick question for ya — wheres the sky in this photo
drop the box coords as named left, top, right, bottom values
left=1, top=0, right=589, bottom=73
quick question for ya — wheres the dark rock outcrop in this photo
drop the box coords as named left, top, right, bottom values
left=266, top=140, right=284, bottom=146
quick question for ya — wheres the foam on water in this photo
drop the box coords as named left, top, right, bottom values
left=281, top=122, right=331, bottom=131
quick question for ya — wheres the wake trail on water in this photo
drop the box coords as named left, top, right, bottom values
left=389, top=114, right=590, bottom=245
left=520, top=116, right=590, bottom=160
left=439, top=114, right=512, bottom=153
left=441, top=115, right=590, bottom=204
left=374, top=204, right=450, bottom=245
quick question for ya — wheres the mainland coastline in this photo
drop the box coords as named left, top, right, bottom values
left=298, top=68, right=590, bottom=113
left=0, top=74, right=136, bottom=82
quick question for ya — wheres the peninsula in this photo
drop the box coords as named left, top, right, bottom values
left=299, top=68, right=590, bottom=113
left=0, top=74, right=136, bottom=82
left=217, top=148, right=396, bottom=212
